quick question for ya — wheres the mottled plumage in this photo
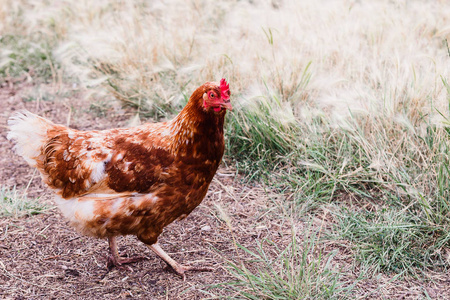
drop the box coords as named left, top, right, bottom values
left=7, top=79, right=232, bottom=279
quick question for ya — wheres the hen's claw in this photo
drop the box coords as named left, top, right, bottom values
left=168, top=265, right=214, bottom=281
left=107, top=255, right=147, bottom=271
left=149, top=242, right=213, bottom=280
left=107, top=236, right=147, bottom=271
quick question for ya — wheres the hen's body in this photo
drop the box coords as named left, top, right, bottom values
left=8, top=79, right=231, bottom=278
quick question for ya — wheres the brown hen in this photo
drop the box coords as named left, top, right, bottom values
left=7, top=79, right=232, bottom=279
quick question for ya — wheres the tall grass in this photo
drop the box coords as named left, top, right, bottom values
left=226, top=81, right=450, bottom=275
left=210, top=228, right=355, bottom=299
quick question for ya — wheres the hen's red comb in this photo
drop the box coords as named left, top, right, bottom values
left=220, top=78, right=230, bottom=100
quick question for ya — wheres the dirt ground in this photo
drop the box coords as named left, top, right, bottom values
left=1, top=79, right=449, bottom=299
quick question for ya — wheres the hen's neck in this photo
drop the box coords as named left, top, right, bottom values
left=168, top=100, right=225, bottom=157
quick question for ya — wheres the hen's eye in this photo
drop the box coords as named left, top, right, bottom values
left=209, top=92, right=215, bottom=98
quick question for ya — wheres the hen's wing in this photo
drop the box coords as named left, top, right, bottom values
left=8, top=111, right=173, bottom=199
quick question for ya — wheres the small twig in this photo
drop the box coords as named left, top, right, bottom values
left=316, top=209, right=329, bottom=245
left=68, top=236, right=81, bottom=242
left=38, top=224, right=51, bottom=236
left=21, top=169, right=37, bottom=199
left=64, top=103, right=72, bottom=127
left=43, top=255, right=61, bottom=261
left=216, top=172, right=234, bottom=177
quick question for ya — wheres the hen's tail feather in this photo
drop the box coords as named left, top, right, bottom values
left=7, top=110, right=53, bottom=167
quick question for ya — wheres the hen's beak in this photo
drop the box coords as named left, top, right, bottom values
left=221, top=100, right=232, bottom=110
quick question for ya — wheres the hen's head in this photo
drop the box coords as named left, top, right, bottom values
left=192, top=78, right=232, bottom=113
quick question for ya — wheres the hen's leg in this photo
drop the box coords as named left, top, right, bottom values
left=107, top=236, right=146, bottom=270
left=149, top=242, right=213, bottom=280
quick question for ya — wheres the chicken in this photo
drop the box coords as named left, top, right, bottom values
left=7, top=78, right=232, bottom=279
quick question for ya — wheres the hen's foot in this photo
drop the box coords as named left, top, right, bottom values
left=107, top=236, right=146, bottom=271
left=149, top=243, right=213, bottom=280
left=107, top=255, right=147, bottom=271
left=167, top=264, right=214, bottom=281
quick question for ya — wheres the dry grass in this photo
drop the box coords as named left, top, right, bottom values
left=3, top=0, right=448, bottom=115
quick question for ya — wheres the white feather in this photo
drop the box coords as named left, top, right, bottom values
left=54, top=195, right=95, bottom=223
left=90, top=152, right=112, bottom=182
left=7, top=110, right=52, bottom=167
